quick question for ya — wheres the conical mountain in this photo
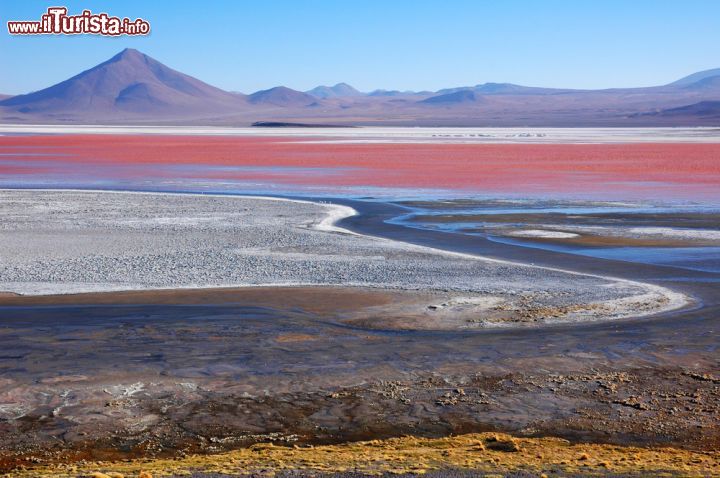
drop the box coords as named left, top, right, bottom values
left=0, top=48, right=245, bottom=117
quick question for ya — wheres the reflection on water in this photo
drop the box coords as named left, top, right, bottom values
left=393, top=199, right=720, bottom=273
left=489, top=237, right=720, bottom=273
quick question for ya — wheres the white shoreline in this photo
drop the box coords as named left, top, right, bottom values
left=0, top=188, right=690, bottom=325
left=2, top=125, right=720, bottom=144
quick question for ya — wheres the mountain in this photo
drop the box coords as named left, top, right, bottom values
left=368, top=89, right=421, bottom=97
left=436, top=83, right=569, bottom=96
left=676, top=75, right=720, bottom=91
left=420, top=90, right=483, bottom=104
left=477, top=83, right=550, bottom=94
left=668, top=68, right=720, bottom=87
left=247, top=86, right=318, bottom=107
left=1, top=50, right=719, bottom=125
left=306, top=83, right=362, bottom=99
left=650, top=100, right=720, bottom=119
left=0, top=48, right=245, bottom=120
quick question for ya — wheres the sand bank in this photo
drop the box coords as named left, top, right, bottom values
left=0, top=189, right=687, bottom=327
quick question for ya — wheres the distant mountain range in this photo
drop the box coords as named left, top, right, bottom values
left=248, top=86, right=318, bottom=107
left=637, top=100, right=720, bottom=120
left=2, top=48, right=720, bottom=126
left=306, top=83, right=362, bottom=99
left=420, top=90, right=484, bottom=104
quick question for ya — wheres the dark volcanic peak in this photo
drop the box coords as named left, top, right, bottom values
left=420, top=89, right=483, bottom=104
left=669, top=68, right=720, bottom=87
left=306, top=82, right=362, bottom=99
left=248, top=86, right=318, bottom=107
left=0, top=48, right=244, bottom=116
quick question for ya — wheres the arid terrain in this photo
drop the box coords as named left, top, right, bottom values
left=2, top=2, right=719, bottom=475
left=0, top=128, right=718, bottom=476
left=0, top=189, right=718, bottom=478
left=2, top=49, right=720, bottom=126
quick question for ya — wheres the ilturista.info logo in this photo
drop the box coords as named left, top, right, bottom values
left=7, top=6, right=150, bottom=36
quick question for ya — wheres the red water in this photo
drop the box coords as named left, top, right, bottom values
left=1, top=135, right=719, bottom=201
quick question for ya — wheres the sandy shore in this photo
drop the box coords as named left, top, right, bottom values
left=0, top=190, right=717, bottom=474
left=0, top=189, right=687, bottom=328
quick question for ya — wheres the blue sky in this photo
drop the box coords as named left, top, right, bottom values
left=1, top=0, right=719, bottom=95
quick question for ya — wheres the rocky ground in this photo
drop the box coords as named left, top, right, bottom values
left=0, top=190, right=715, bottom=476
left=0, top=293, right=718, bottom=473
left=3, top=365, right=718, bottom=466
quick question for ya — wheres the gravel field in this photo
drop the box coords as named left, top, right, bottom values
left=0, top=189, right=686, bottom=326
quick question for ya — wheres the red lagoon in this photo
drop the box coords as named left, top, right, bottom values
left=1, top=135, right=719, bottom=201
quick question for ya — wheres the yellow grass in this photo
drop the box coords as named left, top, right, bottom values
left=6, top=432, right=719, bottom=477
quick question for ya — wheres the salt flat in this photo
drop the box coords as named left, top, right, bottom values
left=0, top=189, right=686, bottom=327
left=1, top=125, right=719, bottom=143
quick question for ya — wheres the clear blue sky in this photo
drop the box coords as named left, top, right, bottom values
left=1, top=0, right=719, bottom=95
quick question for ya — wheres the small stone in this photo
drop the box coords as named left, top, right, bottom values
left=484, top=435, right=522, bottom=452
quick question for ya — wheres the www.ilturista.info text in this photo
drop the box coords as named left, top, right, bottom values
left=7, top=7, right=150, bottom=36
